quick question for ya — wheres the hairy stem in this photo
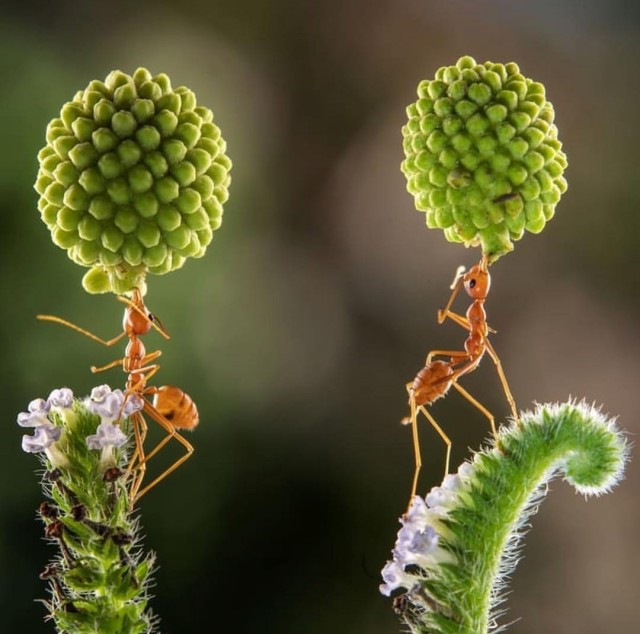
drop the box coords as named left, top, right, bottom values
left=383, top=401, right=629, bottom=633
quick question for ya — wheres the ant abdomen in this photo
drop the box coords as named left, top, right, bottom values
left=153, top=386, right=199, bottom=431
left=411, top=361, right=454, bottom=407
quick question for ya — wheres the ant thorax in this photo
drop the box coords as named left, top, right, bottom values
left=465, top=302, right=487, bottom=328
left=124, top=337, right=146, bottom=371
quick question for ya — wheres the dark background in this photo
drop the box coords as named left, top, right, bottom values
left=1, top=1, right=639, bottom=632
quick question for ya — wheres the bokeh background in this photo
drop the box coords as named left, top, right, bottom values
left=1, top=1, right=639, bottom=632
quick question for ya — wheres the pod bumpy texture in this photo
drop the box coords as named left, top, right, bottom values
left=35, top=68, right=231, bottom=293
left=402, top=56, right=567, bottom=258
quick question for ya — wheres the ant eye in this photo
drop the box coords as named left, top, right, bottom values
left=148, top=313, right=155, bottom=322
left=468, top=278, right=476, bottom=289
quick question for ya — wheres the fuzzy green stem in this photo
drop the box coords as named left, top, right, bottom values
left=388, top=401, right=629, bottom=633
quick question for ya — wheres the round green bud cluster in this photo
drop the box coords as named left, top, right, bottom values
left=35, top=68, right=232, bottom=293
left=402, top=56, right=567, bottom=258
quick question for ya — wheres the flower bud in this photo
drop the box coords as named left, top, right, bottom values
left=35, top=68, right=232, bottom=293
left=402, top=56, right=567, bottom=258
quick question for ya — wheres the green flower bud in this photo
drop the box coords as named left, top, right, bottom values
left=403, top=56, right=567, bottom=259
left=35, top=68, right=232, bottom=293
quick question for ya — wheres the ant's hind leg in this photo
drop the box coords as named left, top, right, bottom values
left=132, top=402, right=194, bottom=503
left=406, top=393, right=422, bottom=507
left=126, top=412, right=148, bottom=507
left=451, top=382, right=498, bottom=441
left=484, top=340, right=519, bottom=426
left=418, top=406, right=452, bottom=481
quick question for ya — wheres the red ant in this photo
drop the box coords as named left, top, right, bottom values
left=37, top=289, right=198, bottom=504
left=403, top=255, right=519, bottom=500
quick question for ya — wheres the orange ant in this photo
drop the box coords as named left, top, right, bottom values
left=37, top=289, right=198, bottom=504
left=403, top=255, right=519, bottom=500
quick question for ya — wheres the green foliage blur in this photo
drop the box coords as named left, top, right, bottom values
left=1, top=1, right=639, bottom=632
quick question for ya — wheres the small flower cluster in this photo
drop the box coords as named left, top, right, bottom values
left=18, top=385, right=143, bottom=466
left=85, top=384, right=143, bottom=450
left=380, top=462, right=474, bottom=597
left=18, top=388, right=74, bottom=467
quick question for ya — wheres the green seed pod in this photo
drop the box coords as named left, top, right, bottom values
left=35, top=68, right=232, bottom=293
left=402, top=56, right=567, bottom=259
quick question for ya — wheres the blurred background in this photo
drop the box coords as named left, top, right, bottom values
left=1, top=0, right=639, bottom=632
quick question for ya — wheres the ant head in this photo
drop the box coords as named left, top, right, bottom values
left=463, top=263, right=491, bottom=299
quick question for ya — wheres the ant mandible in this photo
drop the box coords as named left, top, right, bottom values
left=37, top=289, right=198, bottom=504
left=403, top=255, right=519, bottom=501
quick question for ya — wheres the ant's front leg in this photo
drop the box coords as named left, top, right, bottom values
left=425, top=349, right=468, bottom=365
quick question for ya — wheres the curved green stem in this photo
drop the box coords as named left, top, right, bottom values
left=383, top=401, right=629, bottom=633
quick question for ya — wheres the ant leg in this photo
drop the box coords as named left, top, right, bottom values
left=436, top=265, right=466, bottom=324
left=132, top=402, right=194, bottom=503
left=451, top=382, right=498, bottom=440
left=406, top=390, right=422, bottom=505
left=438, top=309, right=468, bottom=328
left=400, top=382, right=414, bottom=425
left=125, top=408, right=148, bottom=466
left=91, top=358, right=124, bottom=373
left=418, top=406, right=452, bottom=480
left=425, top=349, right=467, bottom=364
left=484, top=340, right=519, bottom=425
left=126, top=412, right=148, bottom=505
left=36, top=315, right=125, bottom=347
left=127, top=361, right=162, bottom=385
left=141, top=351, right=162, bottom=365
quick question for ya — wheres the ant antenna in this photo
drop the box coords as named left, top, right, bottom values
left=449, top=265, right=466, bottom=290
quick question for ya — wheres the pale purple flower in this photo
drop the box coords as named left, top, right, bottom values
left=441, top=473, right=461, bottom=492
left=403, top=495, right=430, bottom=528
left=379, top=560, right=419, bottom=597
left=21, top=423, right=61, bottom=453
left=381, top=481, right=465, bottom=595
left=457, top=461, right=474, bottom=480
left=86, top=421, right=127, bottom=450
left=122, top=393, right=144, bottom=417
left=87, top=387, right=142, bottom=422
left=17, top=398, right=50, bottom=427
left=394, top=525, right=440, bottom=568
left=425, top=486, right=450, bottom=510
left=89, top=384, right=112, bottom=403
left=88, top=390, right=125, bottom=421
left=47, top=388, right=74, bottom=409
